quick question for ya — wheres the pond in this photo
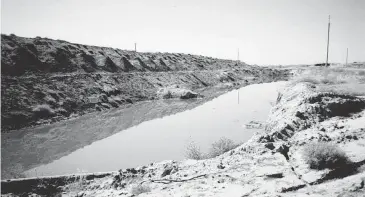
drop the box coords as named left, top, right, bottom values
left=1, top=81, right=286, bottom=178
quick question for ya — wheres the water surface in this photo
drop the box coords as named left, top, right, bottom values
left=2, top=82, right=286, bottom=178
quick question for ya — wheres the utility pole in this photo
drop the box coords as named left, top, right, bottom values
left=235, top=48, right=240, bottom=66
left=135, top=43, right=137, bottom=52
left=326, top=15, right=331, bottom=67
left=346, top=48, right=349, bottom=66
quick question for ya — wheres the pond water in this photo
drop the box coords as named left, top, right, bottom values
left=1, top=81, right=286, bottom=178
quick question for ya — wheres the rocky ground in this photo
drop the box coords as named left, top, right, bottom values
left=2, top=79, right=365, bottom=196
left=1, top=34, right=289, bottom=132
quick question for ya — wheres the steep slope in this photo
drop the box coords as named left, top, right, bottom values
left=1, top=34, right=289, bottom=131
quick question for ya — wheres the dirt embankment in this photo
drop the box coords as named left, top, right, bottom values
left=2, top=81, right=365, bottom=196
left=1, top=34, right=289, bottom=132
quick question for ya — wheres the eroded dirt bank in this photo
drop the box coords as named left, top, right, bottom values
left=2, top=82, right=365, bottom=196
left=1, top=34, right=289, bottom=132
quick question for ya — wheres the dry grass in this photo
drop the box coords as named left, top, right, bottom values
left=63, top=175, right=87, bottom=194
left=208, top=137, right=240, bottom=158
left=185, top=141, right=205, bottom=160
left=185, top=138, right=240, bottom=160
left=292, top=67, right=365, bottom=96
left=302, top=142, right=350, bottom=170
left=293, top=68, right=360, bottom=85
left=317, top=83, right=365, bottom=97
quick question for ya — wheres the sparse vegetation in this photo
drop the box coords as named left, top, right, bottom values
left=302, top=142, right=350, bottom=170
left=185, top=137, right=240, bottom=160
left=63, top=174, right=87, bottom=194
left=185, top=141, right=205, bottom=160
left=294, top=68, right=357, bottom=85
left=293, top=67, right=365, bottom=96
left=208, top=137, right=240, bottom=158
left=131, top=184, right=151, bottom=195
left=317, top=83, right=365, bottom=96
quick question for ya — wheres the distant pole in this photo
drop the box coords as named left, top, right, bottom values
left=135, top=43, right=137, bottom=52
left=326, top=15, right=331, bottom=67
left=346, top=48, right=349, bottom=66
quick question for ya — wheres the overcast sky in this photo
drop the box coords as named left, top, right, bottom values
left=1, top=0, right=364, bottom=65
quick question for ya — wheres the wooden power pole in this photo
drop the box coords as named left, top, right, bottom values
left=346, top=48, right=349, bottom=66
left=326, top=15, right=331, bottom=67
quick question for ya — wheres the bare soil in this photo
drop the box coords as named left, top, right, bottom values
left=1, top=34, right=290, bottom=132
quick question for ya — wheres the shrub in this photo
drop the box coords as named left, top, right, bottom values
left=63, top=174, right=87, bottom=194
left=185, top=138, right=240, bottom=160
left=185, top=140, right=205, bottom=160
left=302, top=142, right=350, bottom=170
left=131, top=184, right=151, bottom=195
left=208, top=137, right=240, bottom=158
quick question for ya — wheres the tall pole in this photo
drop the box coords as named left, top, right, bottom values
left=135, top=43, right=137, bottom=52
left=326, top=15, right=331, bottom=67
left=346, top=48, right=349, bottom=66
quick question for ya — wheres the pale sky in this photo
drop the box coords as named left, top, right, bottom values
left=1, top=0, right=364, bottom=65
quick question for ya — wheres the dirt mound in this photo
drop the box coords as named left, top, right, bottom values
left=2, top=34, right=251, bottom=75
left=262, top=83, right=365, bottom=142
left=1, top=34, right=290, bottom=131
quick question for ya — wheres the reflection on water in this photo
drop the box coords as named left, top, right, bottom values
left=1, top=97, right=208, bottom=179
left=2, top=82, right=286, bottom=178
